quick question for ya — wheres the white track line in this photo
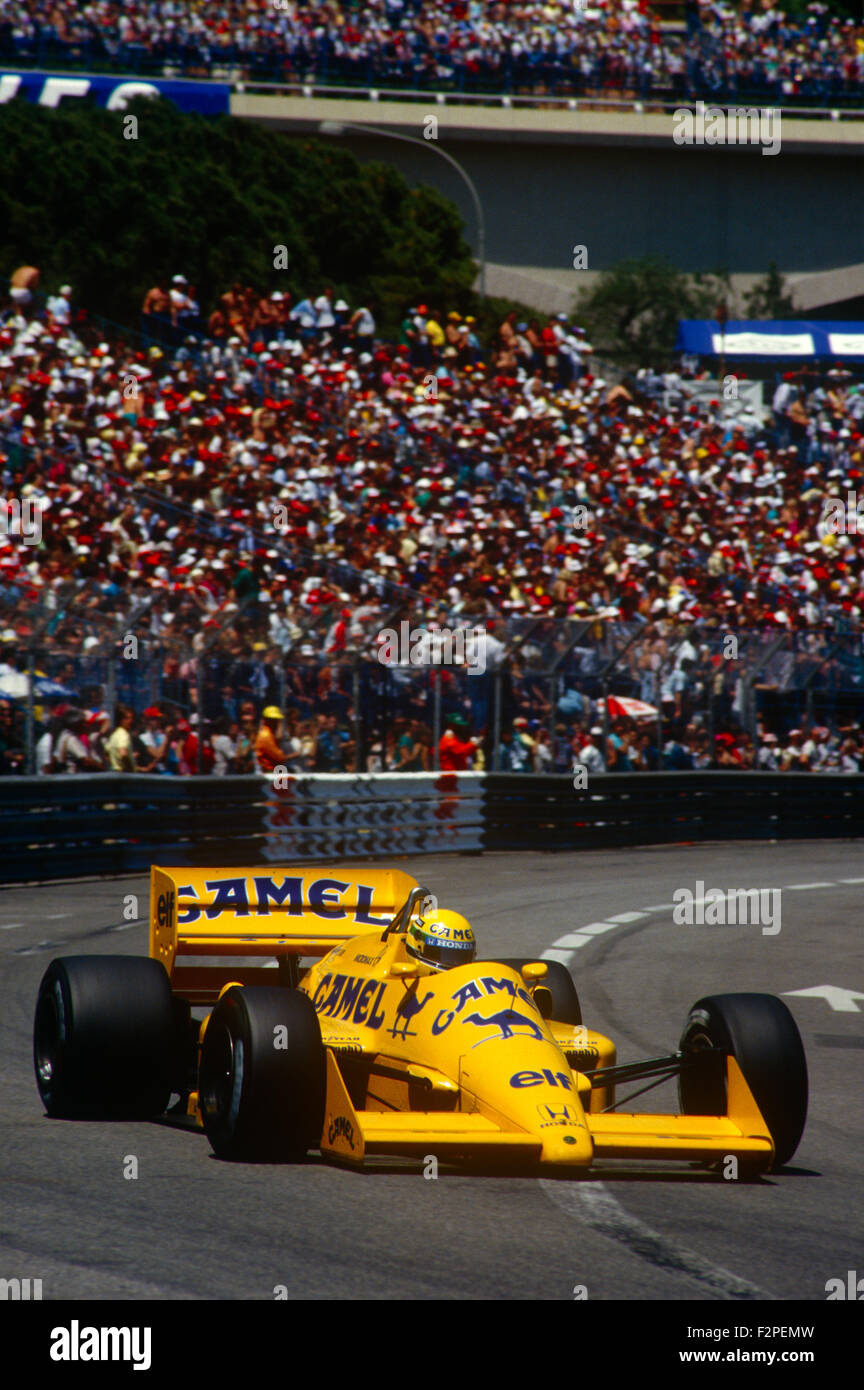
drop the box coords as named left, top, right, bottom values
left=533, top=871, right=862, bottom=1299
left=540, top=1180, right=771, bottom=1300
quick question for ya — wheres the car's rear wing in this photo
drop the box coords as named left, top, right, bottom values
left=150, top=865, right=420, bottom=1002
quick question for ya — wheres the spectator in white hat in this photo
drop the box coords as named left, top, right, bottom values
left=47, top=284, right=72, bottom=325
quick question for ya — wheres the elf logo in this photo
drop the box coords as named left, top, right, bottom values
left=50, top=1321, right=152, bottom=1371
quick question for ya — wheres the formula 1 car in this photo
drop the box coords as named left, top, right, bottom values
left=33, top=866, right=808, bottom=1174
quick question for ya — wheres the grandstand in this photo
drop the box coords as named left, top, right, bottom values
left=1, top=270, right=863, bottom=777
left=2, top=2, right=863, bottom=779
left=2, top=1, right=864, bottom=107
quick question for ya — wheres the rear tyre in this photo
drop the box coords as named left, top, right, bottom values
left=34, top=956, right=175, bottom=1119
left=482, top=958, right=582, bottom=1026
left=679, top=993, right=808, bottom=1169
left=199, top=987, right=325, bottom=1162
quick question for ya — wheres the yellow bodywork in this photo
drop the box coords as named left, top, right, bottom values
left=149, top=865, right=775, bottom=1172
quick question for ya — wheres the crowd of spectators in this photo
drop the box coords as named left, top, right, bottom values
left=3, top=693, right=863, bottom=777
left=2, top=1, right=864, bottom=105
left=2, top=259, right=864, bottom=776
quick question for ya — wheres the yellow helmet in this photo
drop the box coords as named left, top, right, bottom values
left=406, top=908, right=476, bottom=972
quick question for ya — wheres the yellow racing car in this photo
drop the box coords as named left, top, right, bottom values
left=33, top=865, right=808, bottom=1174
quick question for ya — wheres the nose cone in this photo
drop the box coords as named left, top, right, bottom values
left=538, top=1114, right=594, bottom=1166
left=459, top=1033, right=595, bottom=1166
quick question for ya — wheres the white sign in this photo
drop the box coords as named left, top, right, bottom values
left=711, top=332, right=815, bottom=356
left=828, top=334, right=864, bottom=356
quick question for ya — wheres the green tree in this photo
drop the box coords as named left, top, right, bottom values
left=572, top=255, right=700, bottom=365
left=743, top=263, right=796, bottom=319
left=0, top=98, right=476, bottom=338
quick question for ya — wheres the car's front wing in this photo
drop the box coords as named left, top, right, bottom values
left=319, top=1051, right=775, bottom=1170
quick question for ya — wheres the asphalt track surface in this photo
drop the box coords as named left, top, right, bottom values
left=1, top=841, right=862, bottom=1302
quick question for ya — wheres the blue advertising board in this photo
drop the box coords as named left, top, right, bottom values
left=0, top=70, right=230, bottom=116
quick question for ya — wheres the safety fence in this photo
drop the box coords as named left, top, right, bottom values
left=1, top=771, right=861, bottom=885
left=4, top=52, right=864, bottom=117
left=2, top=615, right=862, bottom=777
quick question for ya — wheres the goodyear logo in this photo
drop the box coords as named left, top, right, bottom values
left=174, top=876, right=392, bottom=927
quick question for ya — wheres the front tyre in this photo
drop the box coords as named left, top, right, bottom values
left=199, top=987, right=325, bottom=1161
left=483, top=958, right=582, bottom=1025
left=679, top=993, right=808, bottom=1169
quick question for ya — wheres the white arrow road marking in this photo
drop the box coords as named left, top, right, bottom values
left=784, top=986, right=864, bottom=1013
left=540, top=1180, right=771, bottom=1299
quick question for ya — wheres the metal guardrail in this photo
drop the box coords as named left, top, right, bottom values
left=1, top=772, right=861, bottom=884
left=0, top=772, right=485, bottom=882
left=1, top=62, right=862, bottom=120
left=233, top=81, right=864, bottom=123
left=484, top=772, right=864, bottom=850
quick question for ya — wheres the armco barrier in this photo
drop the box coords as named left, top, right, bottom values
left=0, top=772, right=862, bottom=884
left=484, top=772, right=864, bottom=850
left=0, top=772, right=485, bottom=883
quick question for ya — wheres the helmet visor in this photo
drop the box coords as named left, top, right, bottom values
left=410, top=932, right=476, bottom=971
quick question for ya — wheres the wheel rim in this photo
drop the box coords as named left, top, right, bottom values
left=34, top=983, right=63, bottom=1096
left=201, top=1024, right=240, bottom=1131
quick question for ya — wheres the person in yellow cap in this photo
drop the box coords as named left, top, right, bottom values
left=254, top=706, right=287, bottom=774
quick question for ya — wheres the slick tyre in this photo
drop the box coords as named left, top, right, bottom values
left=34, top=956, right=175, bottom=1119
left=199, top=987, right=325, bottom=1162
left=484, top=958, right=582, bottom=1026
left=679, top=993, right=808, bottom=1169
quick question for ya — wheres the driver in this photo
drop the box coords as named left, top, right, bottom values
left=405, top=906, right=476, bottom=973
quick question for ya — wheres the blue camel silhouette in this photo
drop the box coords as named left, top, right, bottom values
left=463, top=1008, right=544, bottom=1040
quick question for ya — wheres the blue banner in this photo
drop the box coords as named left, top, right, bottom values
left=676, top=320, right=864, bottom=360
left=0, top=70, right=229, bottom=116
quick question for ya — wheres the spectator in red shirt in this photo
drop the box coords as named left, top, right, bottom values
left=439, top=714, right=477, bottom=770
left=181, top=716, right=214, bottom=775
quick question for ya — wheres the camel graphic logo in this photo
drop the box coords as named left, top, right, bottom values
left=463, top=1008, right=544, bottom=1045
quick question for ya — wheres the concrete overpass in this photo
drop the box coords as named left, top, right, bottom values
left=231, top=88, right=864, bottom=314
